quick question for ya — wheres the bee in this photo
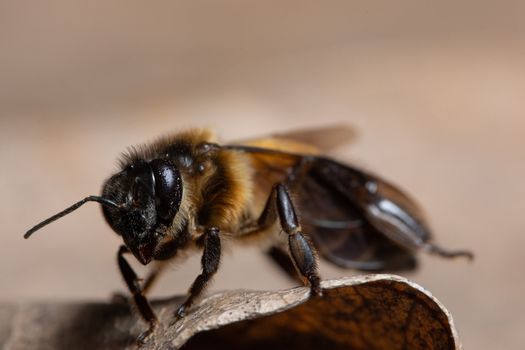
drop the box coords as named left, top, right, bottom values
left=24, top=127, right=472, bottom=344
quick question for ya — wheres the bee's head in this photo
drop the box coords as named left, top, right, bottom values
left=24, top=158, right=183, bottom=266
left=101, top=159, right=183, bottom=264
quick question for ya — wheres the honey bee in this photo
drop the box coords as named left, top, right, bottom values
left=24, top=127, right=472, bottom=344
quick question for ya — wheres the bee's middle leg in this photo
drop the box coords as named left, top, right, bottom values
left=175, top=227, right=221, bottom=319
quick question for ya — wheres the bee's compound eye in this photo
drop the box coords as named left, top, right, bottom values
left=150, top=159, right=183, bottom=223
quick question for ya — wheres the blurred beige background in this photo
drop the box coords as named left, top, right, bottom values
left=1, top=1, right=524, bottom=349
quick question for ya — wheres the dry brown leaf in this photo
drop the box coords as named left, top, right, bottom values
left=1, top=274, right=461, bottom=350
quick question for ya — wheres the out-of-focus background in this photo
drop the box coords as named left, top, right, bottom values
left=1, top=1, right=524, bottom=349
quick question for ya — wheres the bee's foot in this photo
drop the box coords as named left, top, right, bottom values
left=168, top=304, right=188, bottom=327
left=309, top=276, right=323, bottom=297
left=136, top=322, right=157, bottom=346
left=175, top=304, right=187, bottom=320
left=310, top=284, right=323, bottom=297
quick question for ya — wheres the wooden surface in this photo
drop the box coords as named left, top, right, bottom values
left=1, top=2, right=524, bottom=349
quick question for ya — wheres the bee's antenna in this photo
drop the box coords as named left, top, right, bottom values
left=24, top=196, right=120, bottom=239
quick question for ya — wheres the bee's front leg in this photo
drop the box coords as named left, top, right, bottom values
left=112, top=262, right=166, bottom=305
left=175, top=227, right=221, bottom=319
left=117, top=245, right=158, bottom=345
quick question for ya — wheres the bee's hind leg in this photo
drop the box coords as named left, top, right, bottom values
left=275, top=183, right=322, bottom=296
left=239, top=182, right=322, bottom=296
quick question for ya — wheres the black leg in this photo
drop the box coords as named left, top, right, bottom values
left=239, top=183, right=322, bottom=296
left=275, top=184, right=322, bottom=296
left=111, top=261, right=166, bottom=308
left=117, top=246, right=158, bottom=345
left=175, top=227, right=221, bottom=319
